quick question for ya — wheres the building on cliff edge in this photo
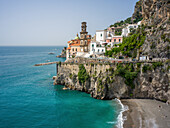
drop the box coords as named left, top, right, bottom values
left=66, top=22, right=92, bottom=60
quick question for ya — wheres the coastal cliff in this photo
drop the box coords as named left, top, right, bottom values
left=134, top=0, right=170, bottom=58
left=54, top=58, right=170, bottom=103
left=54, top=0, right=170, bottom=103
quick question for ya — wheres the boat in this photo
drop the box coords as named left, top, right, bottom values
left=48, top=52, right=55, bottom=55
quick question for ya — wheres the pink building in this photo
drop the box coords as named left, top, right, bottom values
left=112, top=36, right=122, bottom=43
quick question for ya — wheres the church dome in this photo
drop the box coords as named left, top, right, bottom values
left=75, top=33, right=79, bottom=39
left=75, top=36, right=79, bottom=39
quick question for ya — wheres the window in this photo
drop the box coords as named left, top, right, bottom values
left=72, top=48, right=74, bottom=51
left=102, top=49, right=104, bottom=52
left=85, top=40, right=87, bottom=45
left=85, top=35, right=86, bottom=38
left=114, top=39, right=116, bottom=42
left=92, top=44, right=94, bottom=47
left=76, top=48, right=77, bottom=51
left=81, top=40, right=83, bottom=44
left=98, top=49, right=99, bottom=52
left=119, top=39, right=121, bottom=42
left=110, top=40, right=111, bottom=42
left=101, top=34, right=102, bottom=37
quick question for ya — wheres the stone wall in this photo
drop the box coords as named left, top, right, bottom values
left=54, top=61, right=170, bottom=103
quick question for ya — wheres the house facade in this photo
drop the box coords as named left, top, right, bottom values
left=89, top=42, right=105, bottom=54
left=96, top=30, right=107, bottom=43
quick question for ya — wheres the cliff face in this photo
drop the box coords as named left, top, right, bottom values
left=135, top=0, right=170, bottom=58
left=131, top=0, right=143, bottom=23
left=55, top=61, right=170, bottom=102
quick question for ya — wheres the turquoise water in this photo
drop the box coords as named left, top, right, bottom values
left=0, top=46, right=121, bottom=128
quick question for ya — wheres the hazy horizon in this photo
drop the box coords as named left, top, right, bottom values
left=0, top=0, right=139, bottom=46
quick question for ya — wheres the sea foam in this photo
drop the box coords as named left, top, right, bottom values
left=115, top=99, right=128, bottom=128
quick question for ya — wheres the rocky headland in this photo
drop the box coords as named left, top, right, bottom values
left=56, top=47, right=66, bottom=58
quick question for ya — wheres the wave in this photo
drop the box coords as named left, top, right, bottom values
left=115, top=98, right=128, bottom=128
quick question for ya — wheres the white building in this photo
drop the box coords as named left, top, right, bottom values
left=96, top=30, right=107, bottom=43
left=89, top=42, right=105, bottom=54
left=121, top=21, right=142, bottom=37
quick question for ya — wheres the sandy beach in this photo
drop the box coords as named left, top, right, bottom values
left=121, top=99, right=170, bottom=128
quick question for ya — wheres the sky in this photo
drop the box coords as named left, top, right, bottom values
left=0, top=0, right=138, bottom=46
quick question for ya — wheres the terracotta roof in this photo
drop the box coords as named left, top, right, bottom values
left=67, top=47, right=71, bottom=50
left=67, top=41, right=71, bottom=43
left=70, top=44, right=80, bottom=46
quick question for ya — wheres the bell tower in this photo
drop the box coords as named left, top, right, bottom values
left=80, top=22, right=88, bottom=52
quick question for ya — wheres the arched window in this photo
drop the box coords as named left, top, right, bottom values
left=85, top=40, right=87, bottom=45
left=101, top=34, right=102, bottom=37
left=76, top=48, right=77, bottom=51
left=72, top=48, right=74, bottom=51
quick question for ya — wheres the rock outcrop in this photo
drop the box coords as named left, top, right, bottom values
left=56, top=47, right=66, bottom=58
left=139, top=0, right=169, bottom=58
left=131, top=0, right=143, bottom=23
left=54, top=61, right=170, bottom=102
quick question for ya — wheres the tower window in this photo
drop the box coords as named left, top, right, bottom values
left=85, top=40, right=87, bottom=45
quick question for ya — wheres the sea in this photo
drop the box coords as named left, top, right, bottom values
left=0, top=46, right=124, bottom=128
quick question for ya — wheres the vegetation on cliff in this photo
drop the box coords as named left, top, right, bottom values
left=115, top=64, right=138, bottom=89
left=105, top=25, right=146, bottom=58
left=78, top=64, right=89, bottom=84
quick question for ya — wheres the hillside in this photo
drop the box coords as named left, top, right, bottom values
left=107, top=0, right=170, bottom=59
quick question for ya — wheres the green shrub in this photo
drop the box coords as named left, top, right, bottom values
left=97, top=79, right=104, bottom=92
left=69, top=73, right=73, bottom=79
left=137, top=63, right=141, bottom=68
left=130, top=93, right=133, bottom=97
left=78, top=64, right=89, bottom=84
left=142, top=65, right=152, bottom=72
left=115, top=64, right=138, bottom=89
left=161, top=34, right=166, bottom=40
left=152, top=62, right=163, bottom=69
left=91, top=63, right=94, bottom=66
left=58, top=61, right=61, bottom=66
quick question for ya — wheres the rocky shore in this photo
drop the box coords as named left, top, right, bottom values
left=121, top=99, right=170, bottom=128
left=56, top=47, right=66, bottom=58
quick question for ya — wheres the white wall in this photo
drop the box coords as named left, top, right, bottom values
left=96, top=30, right=107, bottom=43
left=90, top=42, right=105, bottom=54
left=122, top=28, right=128, bottom=37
